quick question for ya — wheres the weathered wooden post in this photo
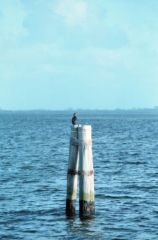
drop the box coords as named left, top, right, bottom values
left=66, top=125, right=79, bottom=217
left=78, top=125, right=95, bottom=219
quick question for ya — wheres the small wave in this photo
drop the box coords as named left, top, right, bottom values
left=104, top=226, right=135, bottom=232
left=125, top=161, right=146, bottom=165
left=1, top=177, right=15, bottom=183
left=128, top=185, right=158, bottom=191
left=0, top=234, right=20, bottom=240
left=96, top=194, right=135, bottom=199
left=2, top=208, right=63, bottom=216
left=0, top=196, right=12, bottom=201
left=20, top=165, right=34, bottom=170
left=20, top=229, right=37, bottom=234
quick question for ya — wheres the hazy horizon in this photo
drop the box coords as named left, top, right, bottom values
left=1, top=0, right=158, bottom=110
left=1, top=106, right=158, bottom=112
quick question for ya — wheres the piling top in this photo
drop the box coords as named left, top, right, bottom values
left=71, top=125, right=92, bottom=135
left=71, top=124, right=79, bottom=129
left=71, top=124, right=91, bottom=129
left=78, top=125, right=92, bottom=142
left=78, top=125, right=92, bottom=138
left=79, top=125, right=91, bottom=131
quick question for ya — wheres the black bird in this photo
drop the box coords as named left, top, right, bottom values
left=72, top=113, right=77, bottom=125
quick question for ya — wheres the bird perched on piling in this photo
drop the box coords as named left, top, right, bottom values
left=72, top=113, right=77, bottom=125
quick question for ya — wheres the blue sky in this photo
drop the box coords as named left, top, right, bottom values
left=0, top=0, right=158, bottom=110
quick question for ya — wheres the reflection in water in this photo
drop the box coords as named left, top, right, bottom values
left=66, top=217, right=102, bottom=239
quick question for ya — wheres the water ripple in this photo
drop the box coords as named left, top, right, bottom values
left=0, top=112, right=158, bottom=239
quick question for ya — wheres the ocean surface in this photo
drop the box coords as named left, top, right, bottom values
left=1, top=111, right=158, bottom=240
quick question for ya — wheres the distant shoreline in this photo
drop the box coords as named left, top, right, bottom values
left=0, top=108, right=158, bottom=114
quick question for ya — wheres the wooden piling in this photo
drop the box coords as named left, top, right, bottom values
left=78, top=125, right=95, bottom=219
left=66, top=125, right=79, bottom=217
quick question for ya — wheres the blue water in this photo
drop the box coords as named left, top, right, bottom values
left=1, top=111, right=158, bottom=240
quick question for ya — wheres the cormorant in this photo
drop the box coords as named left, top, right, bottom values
left=72, top=113, right=77, bottom=125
